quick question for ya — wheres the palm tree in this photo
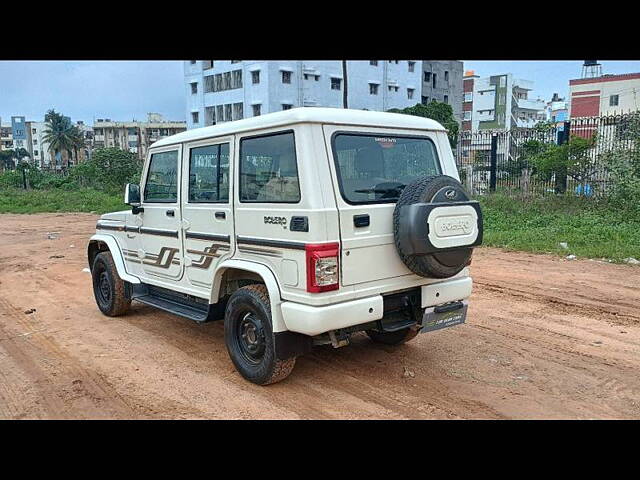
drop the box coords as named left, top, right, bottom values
left=43, top=109, right=84, bottom=170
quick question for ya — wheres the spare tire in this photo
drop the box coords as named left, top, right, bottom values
left=393, top=175, right=481, bottom=279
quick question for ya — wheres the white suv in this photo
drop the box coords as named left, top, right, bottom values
left=88, top=108, right=482, bottom=385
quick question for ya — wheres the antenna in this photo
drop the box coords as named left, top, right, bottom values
left=582, top=60, right=602, bottom=79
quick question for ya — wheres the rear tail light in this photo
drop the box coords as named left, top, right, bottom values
left=305, top=243, right=339, bottom=293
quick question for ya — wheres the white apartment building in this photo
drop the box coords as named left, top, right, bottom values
left=184, top=60, right=423, bottom=129
left=462, top=72, right=546, bottom=132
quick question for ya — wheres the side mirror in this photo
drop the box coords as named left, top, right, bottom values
left=124, top=183, right=143, bottom=214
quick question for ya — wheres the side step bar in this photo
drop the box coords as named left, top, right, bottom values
left=130, top=283, right=221, bottom=323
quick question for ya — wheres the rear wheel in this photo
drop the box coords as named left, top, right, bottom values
left=91, top=251, right=131, bottom=317
left=366, top=327, right=419, bottom=346
left=224, top=284, right=295, bottom=385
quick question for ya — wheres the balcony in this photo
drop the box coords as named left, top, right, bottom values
left=514, top=97, right=546, bottom=111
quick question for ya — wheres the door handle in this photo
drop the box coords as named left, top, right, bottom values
left=215, top=211, right=226, bottom=220
left=166, top=210, right=175, bottom=217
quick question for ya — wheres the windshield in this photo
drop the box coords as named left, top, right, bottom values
left=332, top=133, right=441, bottom=204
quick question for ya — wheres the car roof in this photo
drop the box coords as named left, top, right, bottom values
left=151, top=107, right=446, bottom=149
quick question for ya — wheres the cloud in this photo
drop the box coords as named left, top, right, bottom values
left=0, top=61, right=185, bottom=124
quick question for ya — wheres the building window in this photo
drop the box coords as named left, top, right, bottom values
left=225, top=104, right=232, bottom=122
left=216, top=105, right=224, bottom=123
left=192, top=111, right=199, bottom=124
left=407, top=88, right=414, bottom=99
left=422, top=96, right=429, bottom=104
left=444, top=70, right=449, bottom=82
left=408, top=61, right=415, bottom=72
left=432, top=73, right=437, bottom=89
left=190, top=82, right=198, bottom=94
left=424, top=72, right=431, bottom=82
left=204, top=75, right=215, bottom=93
left=444, top=95, right=448, bottom=104
left=282, top=71, right=292, bottom=84
left=610, top=94, right=619, bottom=106
left=388, top=85, right=399, bottom=92
left=282, top=104, right=293, bottom=110
left=34, top=150, right=38, bottom=156
left=233, top=102, right=244, bottom=121
left=252, top=104, right=261, bottom=116
left=202, top=61, right=214, bottom=70
left=464, top=92, right=473, bottom=102
left=369, top=83, right=379, bottom=95
left=230, top=60, right=241, bottom=64
left=252, top=70, right=260, bottom=84
left=205, top=106, right=216, bottom=126
left=463, top=111, right=471, bottom=121
left=370, top=61, right=378, bottom=66
left=331, top=77, right=342, bottom=90
left=190, top=60, right=196, bottom=64
left=231, top=70, right=243, bottom=89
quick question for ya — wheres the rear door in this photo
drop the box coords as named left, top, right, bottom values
left=322, top=126, right=443, bottom=286
left=181, top=137, right=234, bottom=291
left=138, top=147, right=184, bottom=281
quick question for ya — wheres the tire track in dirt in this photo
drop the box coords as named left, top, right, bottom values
left=0, top=296, right=140, bottom=419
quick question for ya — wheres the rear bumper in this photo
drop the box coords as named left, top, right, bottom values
left=281, top=276, right=473, bottom=336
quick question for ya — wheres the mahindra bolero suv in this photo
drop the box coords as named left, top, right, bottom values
left=88, top=108, right=483, bottom=385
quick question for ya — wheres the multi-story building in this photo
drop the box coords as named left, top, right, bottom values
left=421, top=60, right=464, bottom=122
left=184, top=60, right=422, bottom=129
left=461, top=71, right=546, bottom=132
left=0, top=119, right=13, bottom=151
left=92, top=113, right=186, bottom=161
left=569, top=72, right=640, bottom=118
left=546, top=93, right=569, bottom=125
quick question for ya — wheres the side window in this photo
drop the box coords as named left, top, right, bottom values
left=188, top=143, right=230, bottom=203
left=144, top=150, right=179, bottom=203
left=240, top=131, right=300, bottom=203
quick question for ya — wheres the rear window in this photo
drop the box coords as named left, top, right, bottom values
left=332, top=133, right=441, bottom=204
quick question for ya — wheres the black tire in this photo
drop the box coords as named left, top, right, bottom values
left=224, top=284, right=295, bottom=385
left=366, top=327, right=419, bottom=346
left=393, top=175, right=473, bottom=278
left=91, top=251, right=131, bottom=317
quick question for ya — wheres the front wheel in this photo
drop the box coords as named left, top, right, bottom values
left=224, top=284, right=295, bottom=385
left=91, top=251, right=131, bottom=317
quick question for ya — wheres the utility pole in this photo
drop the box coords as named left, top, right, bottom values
left=342, top=60, right=348, bottom=109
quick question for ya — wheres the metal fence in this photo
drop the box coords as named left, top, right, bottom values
left=454, top=112, right=640, bottom=197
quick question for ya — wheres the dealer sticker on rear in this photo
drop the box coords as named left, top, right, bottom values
left=420, top=302, right=468, bottom=334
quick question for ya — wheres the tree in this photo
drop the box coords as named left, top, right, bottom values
left=387, top=102, right=459, bottom=148
left=43, top=109, right=85, bottom=169
left=527, top=134, right=596, bottom=194
left=70, top=147, right=141, bottom=193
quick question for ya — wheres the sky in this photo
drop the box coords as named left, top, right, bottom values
left=2, top=60, right=640, bottom=125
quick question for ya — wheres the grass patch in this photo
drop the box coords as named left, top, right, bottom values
left=0, top=188, right=125, bottom=214
left=1, top=188, right=638, bottom=262
left=479, top=194, right=640, bottom=262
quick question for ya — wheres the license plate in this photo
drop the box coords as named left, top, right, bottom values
left=420, top=301, right=468, bottom=334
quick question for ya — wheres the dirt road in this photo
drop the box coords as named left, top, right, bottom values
left=1, top=213, right=639, bottom=419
